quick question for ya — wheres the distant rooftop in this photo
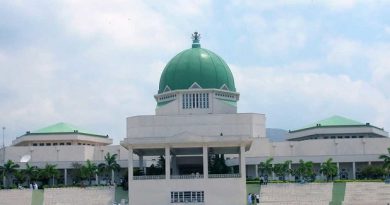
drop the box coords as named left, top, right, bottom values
left=26, top=122, right=108, bottom=138
left=303, top=115, right=364, bottom=128
left=290, top=115, right=373, bottom=133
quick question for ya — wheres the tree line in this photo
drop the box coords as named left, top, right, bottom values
left=0, top=153, right=121, bottom=189
left=256, top=147, right=390, bottom=182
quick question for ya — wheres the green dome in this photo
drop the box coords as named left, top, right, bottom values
left=158, top=35, right=236, bottom=94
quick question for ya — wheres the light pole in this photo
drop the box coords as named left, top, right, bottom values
left=2, top=127, right=5, bottom=164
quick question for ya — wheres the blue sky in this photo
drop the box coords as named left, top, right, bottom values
left=0, top=0, right=389, bottom=144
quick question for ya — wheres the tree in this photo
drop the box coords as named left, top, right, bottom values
left=41, top=164, right=59, bottom=186
left=258, top=158, right=273, bottom=177
left=209, top=154, right=229, bottom=174
left=0, top=160, right=20, bottom=188
left=71, top=162, right=83, bottom=184
left=360, top=165, right=385, bottom=179
left=81, top=160, right=98, bottom=185
left=293, top=159, right=314, bottom=182
left=14, top=170, right=26, bottom=186
left=379, top=147, right=390, bottom=178
left=98, top=153, right=120, bottom=185
left=24, top=163, right=39, bottom=185
left=320, top=158, right=338, bottom=182
left=273, top=160, right=292, bottom=181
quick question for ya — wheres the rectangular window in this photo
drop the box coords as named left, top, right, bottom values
left=53, top=143, right=58, bottom=146
left=32, top=143, right=37, bottom=146
left=46, top=143, right=51, bottom=146
left=66, top=142, right=71, bottom=145
left=39, top=143, right=44, bottom=146
left=170, top=191, right=204, bottom=203
left=60, top=143, right=65, bottom=146
left=192, top=94, right=195, bottom=108
left=206, top=93, right=209, bottom=108
left=195, top=93, right=199, bottom=108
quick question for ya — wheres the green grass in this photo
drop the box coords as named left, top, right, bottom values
left=115, top=186, right=129, bottom=203
left=31, top=190, right=44, bottom=205
left=246, top=184, right=260, bottom=195
left=329, top=182, right=345, bottom=205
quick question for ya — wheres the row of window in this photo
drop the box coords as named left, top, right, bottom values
left=32, top=142, right=72, bottom=146
left=215, top=92, right=235, bottom=99
left=158, top=94, right=177, bottom=101
left=182, top=93, right=209, bottom=109
left=32, top=142, right=96, bottom=146
left=308, top=135, right=368, bottom=140
left=171, top=191, right=204, bottom=203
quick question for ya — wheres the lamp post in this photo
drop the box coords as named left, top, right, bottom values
left=2, top=126, right=5, bottom=164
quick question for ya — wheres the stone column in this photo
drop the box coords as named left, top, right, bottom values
left=139, top=155, right=144, bottom=174
left=64, top=169, right=68, bottom=185
left=336, top=162, right=340, bottom=179
left=255, top=164, right=259, bottom=179
left=368, top=161, right=371, bottom=165
left=203, top=145, right=208, bottom=178
left=165, top=146, right=170, bottom=180
left=239, top=144, right=246, bottom=179
left=352, top=162, right=356, bottom=180
left=128, top=147, right=133, bottom=182
left=95, top=173, right=98, bottom=185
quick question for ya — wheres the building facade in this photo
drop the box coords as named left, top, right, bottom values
left=0, top=32, right=389, bottom=205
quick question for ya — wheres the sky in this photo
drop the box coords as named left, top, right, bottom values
left=0, top=0, right=389, bottom=145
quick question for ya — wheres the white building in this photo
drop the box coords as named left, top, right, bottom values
left=0, top=32, right=389, bottom=204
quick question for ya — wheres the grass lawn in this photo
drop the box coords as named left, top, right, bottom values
left=246, top=184, right=260, bottom=195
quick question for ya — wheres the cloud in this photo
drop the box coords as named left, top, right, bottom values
left=231, top=64, right=390, bottom=130
left=58, top=0, right=211, bottom=51
left=326, top=38, right=362, bottom=67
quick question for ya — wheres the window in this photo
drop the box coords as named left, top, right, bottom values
left=53, top=143, right=58, bottom=146
left=182, top=93, right=209, bottom=109
left=39, top=143, right=44, bottom=146
left=171, top=191, right=204, bottom=203
left=46, top=143, right=51, bottom=146
left=78, top=143, right=81, bottom=145
left=60, top=143, right=65, bottom=146
left=66, top=142, right=71, bottom=145
left=32, top=143, right=37, bottom=146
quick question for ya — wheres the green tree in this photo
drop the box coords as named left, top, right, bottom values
left=273, top=160, right=292, bottom=181
left=379, top=147, right=390, bottom=178
left=98, top=153, right=120, bottom=185
left=209, top=154, right=229, bottom=174
left=293, top=159, right=314, bottom=182
left=71, top=162, right=83, bottom=184
left=320, top=158, right=338, bottom=182
left=41, top=164, right=59, bottom=186
left=258, top=158, right=273, bottom=177
left=360, top=165, right=385, bottom=179
left=81, top=160, right=98, bottom=186
left=14, top=170, right=26, bottom=186
left=24, top=163, right=39, bottom=185
left=0, top=160, right=20, bottom=188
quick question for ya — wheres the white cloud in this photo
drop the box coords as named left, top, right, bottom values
left=58, top=0, right=211, bottom=51
left=326, top=38, right=362, bottom=67
left=236, top=14, right=308, bottom=56
left=231, top=64, right=390, bottom=130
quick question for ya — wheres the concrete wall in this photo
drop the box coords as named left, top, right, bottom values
left=129, top=178, right=245, bottom=205
left=127, top=113, right=266, bottom=139
left=247, top=137, right=390, bottom=158
left=2, top=145, right=128, bottom=166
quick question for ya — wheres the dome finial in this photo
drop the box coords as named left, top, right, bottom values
left=191, top=31, right=201, bottom=48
